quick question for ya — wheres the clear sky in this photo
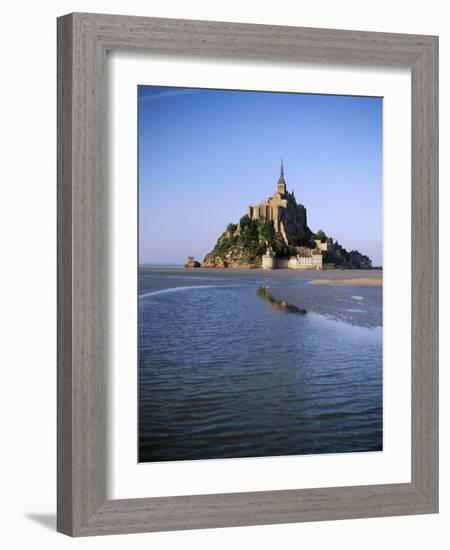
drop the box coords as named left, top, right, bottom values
left=139, top=86, right=383, bottom=266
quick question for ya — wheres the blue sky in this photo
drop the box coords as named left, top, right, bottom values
left=139, top=86, right=383, bottom=266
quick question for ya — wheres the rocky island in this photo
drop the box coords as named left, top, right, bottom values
left=196, top=161, right=372, bottom=270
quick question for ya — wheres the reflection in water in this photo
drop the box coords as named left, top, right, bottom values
left=139, top=276, right=382, bottom=462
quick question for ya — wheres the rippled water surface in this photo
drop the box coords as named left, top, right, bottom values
left=139, top=270, right=382, bottom=462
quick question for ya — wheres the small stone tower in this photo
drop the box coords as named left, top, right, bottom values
left=262, top=245, right=276, bottom=270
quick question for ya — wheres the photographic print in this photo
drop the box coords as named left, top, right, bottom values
left=138, top=86, right=383, bottom=463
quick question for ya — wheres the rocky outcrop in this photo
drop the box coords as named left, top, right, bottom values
left=202, top=243, right=258, bottom=268
left=184, top=256, right=201, bottom=268
left=201, top=255, right=229, bottom=268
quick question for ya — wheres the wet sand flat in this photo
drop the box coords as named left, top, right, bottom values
left=264, top=283, right=382, bottom=327
left=311, top=277, right=382, bottom=287
left=139, top=266, right=382, bottom=294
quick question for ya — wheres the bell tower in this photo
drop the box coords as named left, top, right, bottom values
left=277, top=158, right=287, bottom=195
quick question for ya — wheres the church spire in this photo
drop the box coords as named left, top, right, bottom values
left=277, top=157, right=286, bottom=193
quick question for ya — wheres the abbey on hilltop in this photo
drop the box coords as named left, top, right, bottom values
left=195, top=160, right=372, bottom=270
left=247, top=159, right=307, bottom=241
left=247, top=160, right=326, bottom=270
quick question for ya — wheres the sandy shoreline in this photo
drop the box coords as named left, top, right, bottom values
left=140, top=266, right=382, bottom=281
left=139, top=267, right=382, bottom=295
left=311, top=278, right=382, bottom=287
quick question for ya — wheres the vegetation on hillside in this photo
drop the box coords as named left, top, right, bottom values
left=205, top=216, right=288, bottom=267
left=320, top=231, right=372, bottom=269
left=289, top=227, right=316, bottom=248
left=203, top=221, right=372, bottom=269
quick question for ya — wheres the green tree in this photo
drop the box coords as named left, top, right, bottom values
left=291, top=227, right=313, bottom=247
left=257, top=219, right=275, bottom=244
left=272, top=239, right=289, bottom=258
left=239, top=214, right=251, bottom=230
left=316, top=229, right=327, bottom=243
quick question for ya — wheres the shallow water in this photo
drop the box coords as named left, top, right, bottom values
left=266, top=283, right=382, bottom=327
left=139, top=271, right=382, bottom=462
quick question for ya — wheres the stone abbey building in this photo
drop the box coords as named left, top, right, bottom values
left=247, top=160, right=308, bottom=243
left=248, top=161, right=327, bottom=270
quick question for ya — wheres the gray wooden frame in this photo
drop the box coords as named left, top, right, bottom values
left=57, top=12, right=438, bottom=536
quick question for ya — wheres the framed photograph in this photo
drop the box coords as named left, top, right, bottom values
left=57, top=13, right=438, bottom=536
